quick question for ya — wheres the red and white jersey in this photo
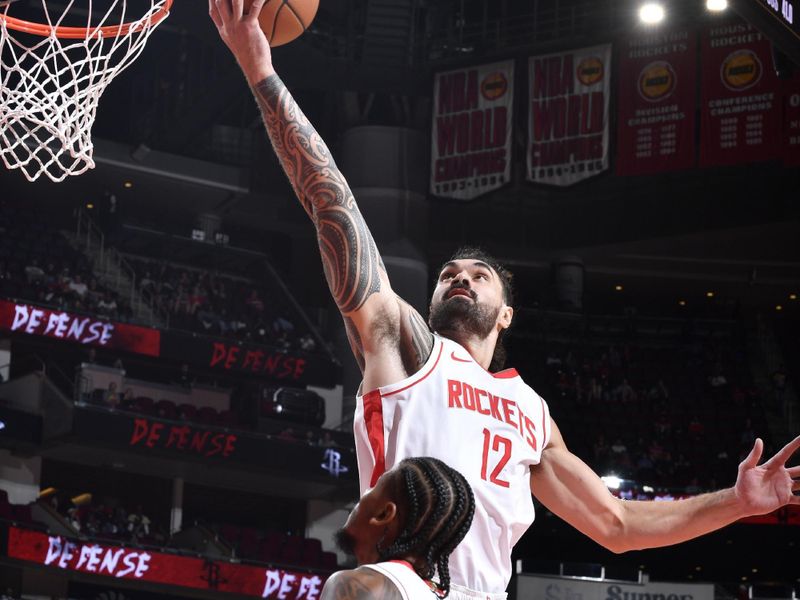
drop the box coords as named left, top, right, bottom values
left=361, top=561, right=441, bottom=600
left=354, top=334, right=551, bottom=594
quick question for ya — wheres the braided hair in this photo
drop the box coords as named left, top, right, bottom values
left=377, top=457, right=475, bottom=597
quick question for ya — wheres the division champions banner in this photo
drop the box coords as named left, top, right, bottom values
left=527, top=43, right=611, bottom=186
left=430, top=60, right=514, bottom=200
left=699, top=20, right=781, bottom=167
left=783, top=71, right=800, bottom=167
left=617, top=29, right=697, bottom=175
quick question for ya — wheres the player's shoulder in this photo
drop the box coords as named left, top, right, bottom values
left=322, top=566, right=403, bottom=600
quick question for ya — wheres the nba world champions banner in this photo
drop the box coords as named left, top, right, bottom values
left=617, top=29, right=697, bottom=175
left=430, top=60, right=514, bottom=200
left=527, top=44, right=611, bottom=186
left=700, top=20, right=782, bottom=166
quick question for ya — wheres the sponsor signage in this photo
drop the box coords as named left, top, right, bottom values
left=71, top=406, right=357, bottom=483
left=0, top=300, right=160, bottom=357
left=699, top=20, right=782, bottom=166
left=515, top=574, right=715, bottom=600
left=431, top=60, right=514, bottom=200
left=617, top=29, right=697, bottom=175
left=527, top=44, right=612, bottom=186
left=6, top=526, right=328, bottom=599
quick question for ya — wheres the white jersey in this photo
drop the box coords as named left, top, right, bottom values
left=354, top=334, right=551, bottom=594
left=362, top=561, right=507, bottom=600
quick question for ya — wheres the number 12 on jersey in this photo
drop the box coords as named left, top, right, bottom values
left=480, top=428, right=512, bottom=488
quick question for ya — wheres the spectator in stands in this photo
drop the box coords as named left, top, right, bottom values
left=319, top=431, right=337, bottom=448
left=278, top=427, right=297, bottom=442
left=105, top=382, right=120, bottom=408
left=648, top=379, right=669, bottom=402
left=688, top=415, right=704, bottom=439
left=614, top=378, right=636, bottom=403
left=245, top=289, right=264, bottom=315
left=97, top=292, right=117, bottom=318
left=127, top=505, right=151, bottom=540
left=177, top=363, right=193, bottom=388
left=330, top=457, right=474, bottom=600
left=68, top=274, right=88, bottom=299
left=24, top=259, right=45, bottom=284
left=112, top=357, right=125, bottom=372
left=121, top=388, right=135, bottom=408
left=0, top=261, right=10, bottom=282
left=771, top=365, right=787, bottom=412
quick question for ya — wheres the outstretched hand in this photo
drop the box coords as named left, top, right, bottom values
left=209, top=0, right=275, bottom=83
left=735, top=435, right=800, bottom=515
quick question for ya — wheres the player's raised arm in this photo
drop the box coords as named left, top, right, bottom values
left=531, top=421, right=800, bottom=554
left=209, top=0, right=433, bottom=380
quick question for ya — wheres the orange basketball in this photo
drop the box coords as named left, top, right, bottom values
left=246, top=0, right=319, bottom=47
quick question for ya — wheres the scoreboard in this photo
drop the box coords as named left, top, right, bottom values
left=730, top=0, right=800, bottom=64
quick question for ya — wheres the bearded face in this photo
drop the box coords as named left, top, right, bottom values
left=428, top=259, right=507, bottom=340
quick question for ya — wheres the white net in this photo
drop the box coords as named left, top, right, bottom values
left=0, top=0, right=172, bottom=182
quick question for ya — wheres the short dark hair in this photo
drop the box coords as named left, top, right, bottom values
left=378, top=457, right=475, bottom=597
left=441, top=246, right=514, bottom=307
left=437, top=246, right=515, bottom=371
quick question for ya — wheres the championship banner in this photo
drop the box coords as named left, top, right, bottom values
left=699, top=21, right=782, bottom=167
left=430, top=60, right=514, bottom=200
left=527, top=44, right=611, bottom=186
left=6, top=526, right=329, bottom=599
left=0, top=299, right=160, bottom=357
left=617, top=29, right=697, bottom=175
left=783, top=71, right=800, bottom=166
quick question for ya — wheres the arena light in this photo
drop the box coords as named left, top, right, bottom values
left=706, top=0, right=728, bottom=11
left=776, top=305, right=783, bottom=311
left=639, top=3, right=665, bottom=24
left=601, top=475, right=622, bottom=490
left=706, top=291, right=715, bottom=298
left=790, top=293, right=797, bottom=300
left=678, top=299, right=687, bottom=306
left=615, top=284, right=623, bottom=291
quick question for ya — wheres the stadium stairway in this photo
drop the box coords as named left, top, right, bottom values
left=64, top=209, right=166, bottom=328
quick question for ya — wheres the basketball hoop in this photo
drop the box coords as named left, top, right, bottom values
left=0, top=0, right=174, bottom=182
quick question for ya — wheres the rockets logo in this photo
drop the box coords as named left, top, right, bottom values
left=576, top=57, right=604, bottom=86
left=638, top=61, right=676, bottom=102
left=721, top=49, right=762, bottom=92
left=480, top=72, right=508, bottom=101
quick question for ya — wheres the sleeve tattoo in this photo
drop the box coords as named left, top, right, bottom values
left=253, top=75, right=383, bottom=314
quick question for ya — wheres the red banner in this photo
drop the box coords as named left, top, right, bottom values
left=700, top=20, right=782, bottom=167
left=617, top=29, right=697, bottom=175
left=783, top=71, right=800, bottom=166
left=0, top=300, right=160, bottom=357
left=7, top=527, right=329, bottom=598
left=527, top=44, right=612, bottom=186
left=430, top=60, right=514, bottom=200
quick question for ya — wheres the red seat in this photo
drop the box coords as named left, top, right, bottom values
left=198, top=406, right=219, bottom=424
left=12, top=504, right=33, bottom=523
left=178, top=403, right=198, bottom=421
left=239, top=527, right=260, bottom=559
left=155, top=399, right=178, bottom=420
left=320, top=551, right=338, bottom=570
left=300, top=538, right=322, bottom=567
left=219, top=524, right=240, bottom=545
left=279, top=535, right=304, bottom=565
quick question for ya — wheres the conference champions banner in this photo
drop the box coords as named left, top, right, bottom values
left=783, top=72, right=800, bottom=166
left=430, top=60, right=514, bottom=200
left=700, top=21, right=781, bottom=166
left=527, top=44, right=611, bottom=186
left=617, top=29, right=697, bottom=175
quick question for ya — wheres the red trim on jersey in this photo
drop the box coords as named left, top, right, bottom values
left=450, top=351, right=472, bottom=363
left=383, top=342, right=445, bottom=398
left=540, top=395, right=548, bottom=447
left=363, top=390, right=386, bottom=488
left=492, top=368, right=519, bottom=379
left=388, top=559, right=415, bottom=572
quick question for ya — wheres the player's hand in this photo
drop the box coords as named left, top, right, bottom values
left=734, top=435, right=800, bottom=515
left=209, top=0, right=275, bottom=84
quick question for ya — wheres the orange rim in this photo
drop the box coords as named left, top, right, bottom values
left=0, top=0, right=173, bottom=39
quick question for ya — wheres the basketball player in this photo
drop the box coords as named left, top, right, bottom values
left=323, top=456, right=475, bottom=600
left=210, top=0, right=800, bottom=595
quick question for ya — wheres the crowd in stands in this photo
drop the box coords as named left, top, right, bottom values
left=526, top=336, right=770, bottom=492
left=128, top=256, right=319, bottom=353
left=209, top=522, right=338, bottom=570
left=0, top=203, right=132, bottom=322
left=51, top=494, right=164, bottom=546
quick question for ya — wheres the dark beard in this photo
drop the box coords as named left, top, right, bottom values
left=429, top=295, right=500, bottom=340
left=334, top=528, right=356, bottom=556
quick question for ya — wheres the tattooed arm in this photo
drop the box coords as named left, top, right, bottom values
left=321, top=569, right=403, bottom=600
left=209, top=0, right=433, bottom=383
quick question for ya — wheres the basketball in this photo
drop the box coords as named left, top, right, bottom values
left=247, top=0, right=319, bottom=47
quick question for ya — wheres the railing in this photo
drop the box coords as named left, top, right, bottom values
left=75, top=208, right=168, bottom=327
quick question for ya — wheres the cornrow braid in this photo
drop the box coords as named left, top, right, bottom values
left=378, top=457, right=476, bottom=598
